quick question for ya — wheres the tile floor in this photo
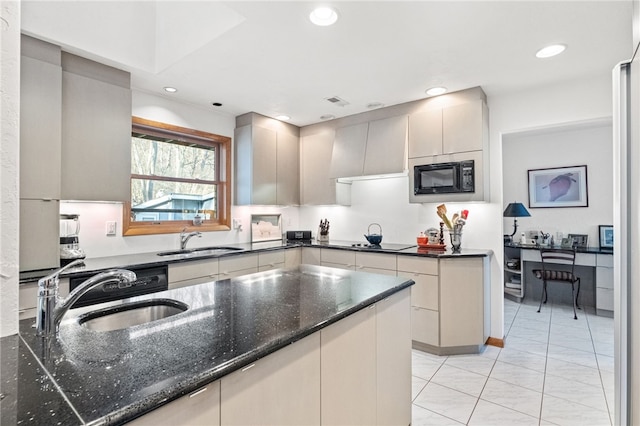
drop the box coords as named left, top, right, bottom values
left=411, top=298, right=614, bottom=425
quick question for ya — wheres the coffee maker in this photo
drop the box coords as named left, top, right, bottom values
left=60, top=214, right=86, bottom=266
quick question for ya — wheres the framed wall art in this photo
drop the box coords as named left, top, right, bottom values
left=528, top=165, right=588, bottom=208
left=599, top=225, right=613, bottom=249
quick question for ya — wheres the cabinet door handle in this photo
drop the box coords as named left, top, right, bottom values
left=242, top=363, right=255, bottom=372
left=190, top=387, right=208, bottom=398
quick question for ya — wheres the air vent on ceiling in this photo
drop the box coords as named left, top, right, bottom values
left=325, top=96, right=349, bottom=107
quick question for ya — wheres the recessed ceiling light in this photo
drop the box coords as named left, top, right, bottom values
left=309, top=7, right=338, bottom=26
left=320, top=114, right=335, bottom=120
left=426, top=87, right=447, bottom=96
left=536, top=44, right=566, bottom=58
left=276, top=115, right=290, bottom=121
left=367, top=102, right=385, bottom=109
left=163, top=86, right=178, bottom=93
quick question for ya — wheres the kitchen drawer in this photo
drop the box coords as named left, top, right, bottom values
left=596, top=287, right=614, bottom=311
left=169, top=275, right=218, bottom=290
left=321, top=249, right=355, bottom=266
left=169, top=259, right=219, bottom=284
left=219, top=267, right=258, bottom=280
left=596, top=266, right=614, bottom=290
left=411, top=307, right=439, bottom=346
left=258, top=250, right=285, bottom=267
left=219, top=254, right=259, bottom=274
left=259, top=263, right=284, bottom=272
left=321, top=262, right=355, bottom=271
left=399, top=273, right=438, bottom=311
left=355, top=252, right=397, bottom=271
left=397, top=256, right=438, bottom=275
left=358, top=267, right=396, bottom=276
left=597, top=254, right=614, bottom=267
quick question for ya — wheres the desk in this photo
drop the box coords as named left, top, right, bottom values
left=503, top=243, right=613, bottom=316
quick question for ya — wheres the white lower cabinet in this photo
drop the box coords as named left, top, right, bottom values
left=284, top=247, right=302, bottom=268
left=320, top=248, right=356, bottom=270
left=301, top=247, right=321, bottom=265
left=355, top=252, right=397, bottom=276
left=376, top=289, right=412, bottom=426
left=397, top=257, right=439, bottom=346
left=168, top=259, right=219, bottom=289
left=258, top=250, right=285, bottom=272
left=439, top=257, right=485, bottom=348
left=218, top=253, right=259, bottom=279
left=129, top=382, right=220, bottom=426
left=321, top=304, right=377, bottom=426
left=221, top=333, right=320, bottom=426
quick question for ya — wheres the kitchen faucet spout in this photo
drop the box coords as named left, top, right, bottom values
left=180, top=227, right=202, bottom=250
left=36, top=260, right=137, bottom=338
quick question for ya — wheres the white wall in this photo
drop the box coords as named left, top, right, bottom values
left=503, top=120, right=613, bottom=245
left=1, top=1, right=21, bottom=337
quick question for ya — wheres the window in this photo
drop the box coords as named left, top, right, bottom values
left=123, top=117, right=231, bottom=236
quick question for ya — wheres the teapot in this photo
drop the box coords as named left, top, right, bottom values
left=364, top=223, right=383, bottom=245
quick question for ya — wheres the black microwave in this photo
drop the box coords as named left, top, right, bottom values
left=413, top=160, right=475, bottom=194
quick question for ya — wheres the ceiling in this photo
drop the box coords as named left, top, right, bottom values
left=21, top=1, right=633, bottom=127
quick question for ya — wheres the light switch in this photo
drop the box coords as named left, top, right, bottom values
left=106, top=221, right=117, bottom=236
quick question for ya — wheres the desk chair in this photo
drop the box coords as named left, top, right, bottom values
left=533, top=248, right=581, bottom=319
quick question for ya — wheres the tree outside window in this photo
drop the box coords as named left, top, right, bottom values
left=123, top=117, right=231, bottom=236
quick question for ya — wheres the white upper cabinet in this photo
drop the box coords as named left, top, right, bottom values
left=363, top=115, right=408, bottom=176
left=328, top=122, right=368, bottom=178
left=329, top=115, right=407, bottom=178
left=61, top=53, right=132, bottom=202
left=408, top=109, right=442, bottom=158
left=20, top=36, right=62, bottom=200
left=234, top=112, right=300, bottom=206
left=409, top=98, right=487, bottom=157
left=442, top=99, right=486, bottom=154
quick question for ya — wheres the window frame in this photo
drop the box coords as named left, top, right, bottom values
left=123, top=116, right=232, bottom=236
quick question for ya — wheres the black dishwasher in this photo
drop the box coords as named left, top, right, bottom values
left=68, top=265, right=168, bottom=309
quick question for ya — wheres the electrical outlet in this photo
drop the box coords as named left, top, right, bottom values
left=106, top=221, right=117, bottom=236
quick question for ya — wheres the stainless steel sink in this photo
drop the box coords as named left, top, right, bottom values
left=157, top=246, right=244, bottom=257
left=78, top=299, right=188, bottom=332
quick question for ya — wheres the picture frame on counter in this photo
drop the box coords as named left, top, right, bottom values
left=599, top=225, right=614, bottom=249
left=528, top=165, right=588, bottom=208
left=250, top=214, right=282, bottom=242
left=568, top=233, right=588, bottom=249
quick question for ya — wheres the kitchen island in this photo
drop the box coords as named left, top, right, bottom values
left=3, top=265, right=413, bottom=425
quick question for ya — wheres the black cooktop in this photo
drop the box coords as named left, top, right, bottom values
left=333, top=241, right=416, bottom=251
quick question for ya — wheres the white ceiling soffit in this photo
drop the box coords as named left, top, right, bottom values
left=20, top=1, right=633, bottom=126
left=20, top=1, right=245, bottom=73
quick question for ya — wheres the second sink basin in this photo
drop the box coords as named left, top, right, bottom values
left=78, top=299, right=188, bottom=332
left=157, top=246, right=244, bottom=257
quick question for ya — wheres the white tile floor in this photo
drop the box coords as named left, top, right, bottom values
left=412, top=298, right=614, bottom=425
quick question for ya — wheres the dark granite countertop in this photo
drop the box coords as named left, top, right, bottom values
left=20, top=240, right=491, bottom=284
left=7, top=265, right=414, bottom=425
left=504, top=242, right=613, bottom=255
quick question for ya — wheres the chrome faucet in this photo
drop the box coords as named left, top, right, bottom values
left=36, top=259, right=137, bottom=337
left=180, top=227, right=202, bottom=250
